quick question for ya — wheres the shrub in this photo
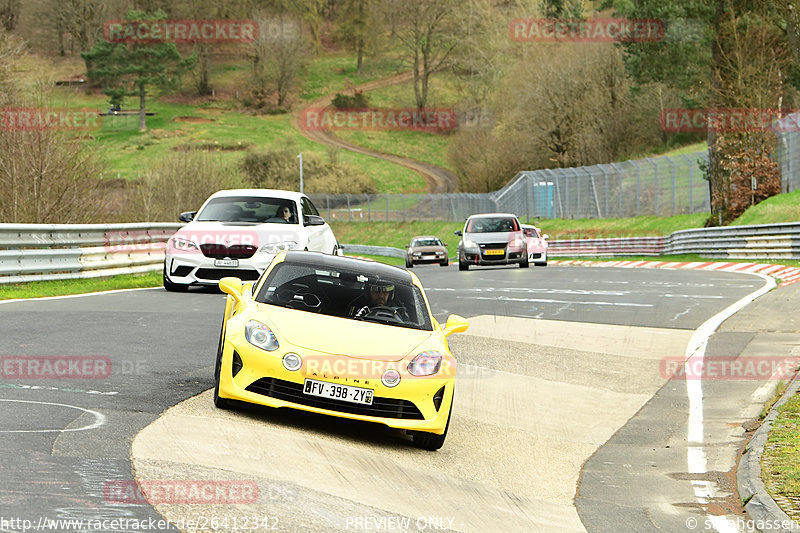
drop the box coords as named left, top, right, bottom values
left=331, top=90, right=370, bottom=109
left=241, top=148, right=377, bottom=195
left=126, top=152, right=245, bottom=222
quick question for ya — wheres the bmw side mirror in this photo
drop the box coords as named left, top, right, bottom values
left=179, top=211, right=196, bottom=222
left=543, top=234, right=550, bottom=240
left=454, top=230, right=462, bottom=236
left=304, top=215, right=326, bottom=226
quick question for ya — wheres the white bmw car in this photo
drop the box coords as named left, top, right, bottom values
left=163, top=189, right=339, bottom=291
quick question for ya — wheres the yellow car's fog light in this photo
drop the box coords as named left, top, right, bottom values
left=282, top=352, right=302, bottom=371
left=382, top=369, right=401, bottom=388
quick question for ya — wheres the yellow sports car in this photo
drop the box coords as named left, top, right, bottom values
left=214, top=251, right=468, bottom=450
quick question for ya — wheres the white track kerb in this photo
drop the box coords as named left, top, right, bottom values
left=684, top=272, right=776, bottom=533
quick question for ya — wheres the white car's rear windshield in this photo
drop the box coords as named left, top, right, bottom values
left=196, top=196, right=298, bottom=224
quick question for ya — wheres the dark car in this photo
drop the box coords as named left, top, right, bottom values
left=455, top=213, right=528, bottom=271
left=405, top=236, right=449, bottom=268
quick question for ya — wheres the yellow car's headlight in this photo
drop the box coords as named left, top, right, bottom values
left=245, top=320, right=279, bottom=352
left=408, top=351, right=443, bottom=376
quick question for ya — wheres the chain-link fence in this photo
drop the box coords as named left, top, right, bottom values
left=776, top=112, right=800, bottom=194
left=308, top=150, right=712, bottom=222
left=310, top=116, right=800, bottom=222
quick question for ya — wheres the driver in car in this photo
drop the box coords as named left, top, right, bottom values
left=348, top=280, right=408, bottom=321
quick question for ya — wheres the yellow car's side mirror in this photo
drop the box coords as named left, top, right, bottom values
left=443, top=314, right=469, bottom=337
left=219, top=277, right=244, bottom=303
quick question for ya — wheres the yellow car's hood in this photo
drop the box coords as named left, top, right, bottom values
left=262, top=306, right=433, bottom=361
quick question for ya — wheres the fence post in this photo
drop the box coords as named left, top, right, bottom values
left=326, top=194, right=331, bottom=220
left=668, top=156, right=676, bottom=216
left=633, top=160, right=641, bottom=215
left=681, top=154, right=693, bottom=214
left=386, top=195, right=389, bottom=221
left=366, top=194, right=371, bottom=221
left=402, top=194, right=406, bottom=222
left=600, top=165, right=609, bottom=217
left=571, top=168, right=581, bottom=218
left=647, top=158, right=659, bottom=216
left=347, top=194, right=352, bottom=221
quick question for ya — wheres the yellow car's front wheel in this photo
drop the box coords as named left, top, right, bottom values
left=213, top=318, right=233, bottom=410
left=410, top=397, right=452, bottom=451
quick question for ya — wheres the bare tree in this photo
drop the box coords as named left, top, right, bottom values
left=0, top=91, right=107, bottom=223
left=252, top=12, right=310, bottom=107
left=0, top=0, right=20, bottom=30
left=392, top=0, right=461, bottom=109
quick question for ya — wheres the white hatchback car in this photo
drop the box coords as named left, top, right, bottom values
left=163, top=189, right=339, bottom=291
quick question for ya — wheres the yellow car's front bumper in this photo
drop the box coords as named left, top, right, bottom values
left=217, top=330, right=454, bottom=435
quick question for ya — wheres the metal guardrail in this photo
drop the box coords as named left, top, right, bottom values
left=548, top=222, right=800, bottom=260
left=1, top=222, right=797, bottom=285
left=340, top=244, right=406, bottom=259
left=0, top=223, right=182, bottom=284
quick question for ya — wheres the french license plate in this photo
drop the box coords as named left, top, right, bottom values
left=214, top=259, right=239, bottom=267
left=484, top=249, right=505, bottom=256
left=303, top=379, right=374, bottom=405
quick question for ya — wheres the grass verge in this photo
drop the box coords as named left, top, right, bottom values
left=0, top=271, right=162, bottom=300
left=761, top=385, right=800, bottom=523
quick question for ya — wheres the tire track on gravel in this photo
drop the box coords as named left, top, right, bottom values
left=292, top=71, right=459, bottom=193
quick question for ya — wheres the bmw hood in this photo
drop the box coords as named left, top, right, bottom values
left=173, top=222, right=302, bottom=249
left=262, top=306, right=432, bottom=362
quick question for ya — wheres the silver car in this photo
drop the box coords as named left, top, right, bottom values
left=455, top=213, right=528, bottom=271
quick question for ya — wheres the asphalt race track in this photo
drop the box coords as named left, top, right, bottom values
left=0, top=264, right=786, bottom=533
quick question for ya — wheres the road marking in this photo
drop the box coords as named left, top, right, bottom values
left=683, top=272, right=775, bottom=532
left=455, top=295, right=652, bottom=307
left=0, top=399, right=106, bottom=433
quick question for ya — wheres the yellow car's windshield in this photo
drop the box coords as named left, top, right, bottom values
left=255, top=262, right=433, bottom=331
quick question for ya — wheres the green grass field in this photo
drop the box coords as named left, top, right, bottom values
left=0, top=271, right=162, bottom=300
left=762, top=388, right=800, bottom=523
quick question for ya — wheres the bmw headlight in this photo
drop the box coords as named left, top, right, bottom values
left=245, top=320, right=279, bottom=351
left=171, top=236, right=199, bottom=251
left=408, top=351, right=443, bottom=376
left=259, top=241, right=298, bottom=254
left=462, top=239, right=478, bottom=250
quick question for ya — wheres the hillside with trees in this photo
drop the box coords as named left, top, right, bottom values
left=0, top=0, right=798, bottom=225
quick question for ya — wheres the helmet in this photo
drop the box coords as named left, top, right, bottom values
left=368, top=280, right=395, bottom=293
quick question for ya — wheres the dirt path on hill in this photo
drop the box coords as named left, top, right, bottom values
left=292, top=71, right=460, bottom=193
